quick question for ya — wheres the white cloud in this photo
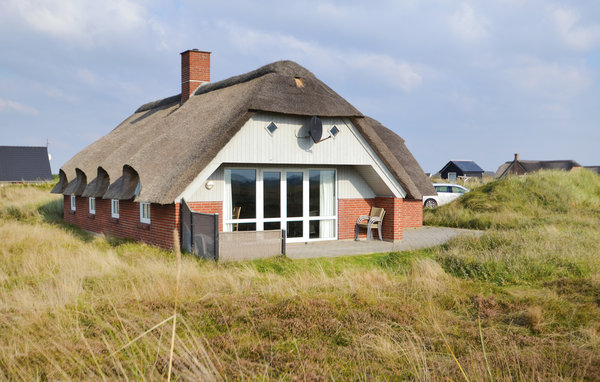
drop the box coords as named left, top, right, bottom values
left=506, top=59, right=592, bottom=100
left=0, top=98, right=38, bottom=115
left=222, top=23, right=422, bottom=92
left=551, top=6, right=600, bottom=51
left=2, top=0, right=163, bottom=48
left=449, top=3, right=490, bottom=43
left=42, top=87, right=79, bottom=103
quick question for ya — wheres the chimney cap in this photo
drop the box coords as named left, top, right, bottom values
left=180, top=49, right=211, bottom=55
left=514, top=153, right=520, bottom=161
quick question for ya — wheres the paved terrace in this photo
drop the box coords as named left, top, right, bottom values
left=286, top=226, right=482, bottom=259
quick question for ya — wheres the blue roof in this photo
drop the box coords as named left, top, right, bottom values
left=443, top=160, right=484, bottom=173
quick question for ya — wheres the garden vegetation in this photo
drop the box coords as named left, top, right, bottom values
left=0, top=170, right=599, bottom=380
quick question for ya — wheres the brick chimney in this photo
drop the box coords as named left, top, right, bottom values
left=181, top=49, right=211, bottom=103
left=514, top=153, right=519, bottom=161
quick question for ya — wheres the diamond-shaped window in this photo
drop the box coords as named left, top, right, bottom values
left=265, top=122, right=278, bottom=135
left=329, top=125, right=340, bottom=137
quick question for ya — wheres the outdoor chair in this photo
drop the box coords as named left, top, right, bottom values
left=232, top=206, right=241, bottom=231
left=355, top=207, right=386, bottom=241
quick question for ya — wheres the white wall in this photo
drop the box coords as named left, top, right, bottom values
left=178, top=112, right=405, bottom=202
left=187, top=164, right=376, bottom=202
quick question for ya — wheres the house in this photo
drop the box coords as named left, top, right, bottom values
left=495, top=153, right=581, bottom=178
left=52, top=49, right=435, bottom=251
left=0, top=146, right=52, bottom=183
left=584, top=166, right=600, bottom=175
left=438, top=160, right=484, bottom=180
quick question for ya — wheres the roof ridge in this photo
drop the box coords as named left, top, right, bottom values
left=134, top=61, right=314, bottom=114
left=135, top=94, right=181, bottom=113
left=192, top=60, right=313, bottom=98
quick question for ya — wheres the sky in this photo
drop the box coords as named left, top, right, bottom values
left=1, top=0, right=599, bottom=174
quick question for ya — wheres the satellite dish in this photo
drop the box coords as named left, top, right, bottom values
left=309, top=116, right=323, bottom=143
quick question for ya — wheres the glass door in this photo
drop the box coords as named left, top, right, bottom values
left=285, top=171, right=304, bottom=240
left=224, top=167, right=337, bottom=242
left=263, top=171, right=282, bottom=231
left=308, top=170, right=336, bottom=240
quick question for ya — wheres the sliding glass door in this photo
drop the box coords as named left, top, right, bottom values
left=224, top=168, right=337, bottom=242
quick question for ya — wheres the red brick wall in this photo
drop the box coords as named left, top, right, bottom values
left=65, top=195, right=421, bottom=248
left=338, top=197, right=423, bottom=241
left=374, top=197, right=403, bottom=241
left=64, top=196, right=177, bottom=250
left=401, top=200, right=423, bottom=228
left=338, top=198, right=375, bottom=240
left=185, top=201, right=224, bottom=232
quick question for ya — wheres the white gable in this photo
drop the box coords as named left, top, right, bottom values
left=177, top=112, right=406, bottom=202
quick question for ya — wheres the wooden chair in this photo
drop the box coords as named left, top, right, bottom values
left=232, top=206, right=241, bottom=231
left=355, top=207, right=386, bottom=241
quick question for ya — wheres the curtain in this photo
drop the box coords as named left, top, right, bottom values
left=224, top=170, right=232, bottom=232
left=319, top=170, right=335, bottom=238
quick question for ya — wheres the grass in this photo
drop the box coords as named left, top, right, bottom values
left=0, top=171, right=599, bottom=380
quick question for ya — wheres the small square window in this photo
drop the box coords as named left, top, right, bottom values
left=329, top=125, right=340, bottom=138
left=140, top=202, right=151, bottom=224
left=111, top=199, right=119, bottom=218
left=265, top=122, right=278, bottom=135
left=89, top=197, right=95, bottom=214
left=70, top=195, right=76, bottom=211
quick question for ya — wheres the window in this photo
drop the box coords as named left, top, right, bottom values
left=329, top=125, right=340, bottom=138
left=448, top=172, right=457, bottom=181
left=89, top=197, right=95, bottom=214
left=140, top=202, right=151, bottom=224
left=111, top=199, right=119, bottom=218
left=452, top=186, right=466, bottom=194
left=224, top=168, right=337, bottom=242
left=265, top=122, right=278, bottom=135
left=70, top=195, right=76, bottom=211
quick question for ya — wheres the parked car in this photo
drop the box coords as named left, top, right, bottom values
left=423, top=183, right=469, bottom=208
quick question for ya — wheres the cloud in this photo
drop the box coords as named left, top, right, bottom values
left=551, top=6, right=600, bottom=51
left=222, top=22, right=422, bottom=92
left=506, top=59, right=592, bottom=100
left=2, top=0, right=163, bottom=48
left=0, top=98, right=38, bottom=115
left=42, top=87, right=79, bottom=103
left=449, top=3, right=490, bottom=43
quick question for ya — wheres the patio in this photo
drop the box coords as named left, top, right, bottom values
left=286, top=226, right=482, bottom=259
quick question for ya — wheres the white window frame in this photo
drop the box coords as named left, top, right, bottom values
left=89, top=197, right=95, bottom=214
left=448, top=172, right=457, bottom=182
left=70, top=195, right=76, bottom=211
left=140, top=202, right=151, bottom=224
left=223, top=167, right=338, bottom=243
left=111, top=199, right=119, bottom=219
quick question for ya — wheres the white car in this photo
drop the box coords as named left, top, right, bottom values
left=423, top=183, right=469, bottom=208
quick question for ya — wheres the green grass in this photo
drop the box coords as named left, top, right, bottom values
left=0, top=171, right=599, bottom=380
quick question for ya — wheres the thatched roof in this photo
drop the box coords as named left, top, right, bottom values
left=495, top=159, right=582, bottom=178
left=353, top=117, right=435, bottom=199
left=53, top=60, right=432, bottom=203
left=584, top=166, right=600, bottom=175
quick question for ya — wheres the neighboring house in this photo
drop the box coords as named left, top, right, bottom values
left=495, top=153, right=581, bottom=178
left=584, top=166, right=600, bottom=175
left=52, top=49, right=435, bottom=250
left=438, top=160, right=484, bottom=180
left=0, top=146, right=52, bottom=183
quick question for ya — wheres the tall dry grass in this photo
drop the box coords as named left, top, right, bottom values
left=1, top=176, right=599, bottom=380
